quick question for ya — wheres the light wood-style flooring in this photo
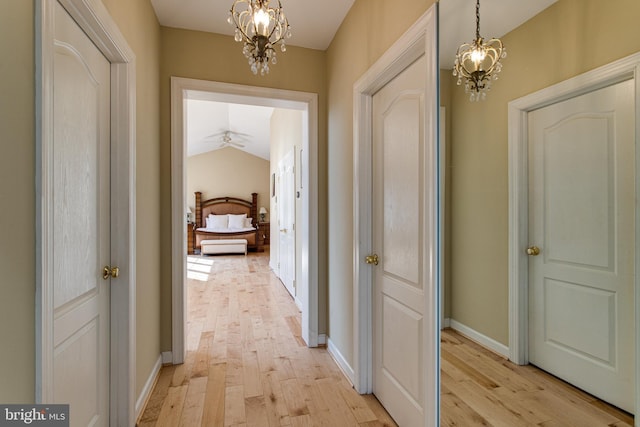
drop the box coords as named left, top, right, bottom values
left=138, top=251, right=634, bottom=427
left=441, top=329, right=634, bottom=427
left=137, top=251, right=397, bottom=427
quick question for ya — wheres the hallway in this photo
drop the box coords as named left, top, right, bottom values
left=137, top=252, right=396, bottom=426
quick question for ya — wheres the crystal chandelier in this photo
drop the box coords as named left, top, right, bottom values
left=453, top=0, right=506, bottom=101
left=228, top=0, right=291, bottom=75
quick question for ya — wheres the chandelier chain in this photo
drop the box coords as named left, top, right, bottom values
left=475, top=0, right=480, bottom=41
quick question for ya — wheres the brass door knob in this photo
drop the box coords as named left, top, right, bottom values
left=526, top=246, right=540, bottom=256
left=365, top=254, right=379, bottom=265
left=103, top=266, right=120, bottom=280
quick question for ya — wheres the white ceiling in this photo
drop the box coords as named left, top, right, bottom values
left=158, top=0, right=559, bottom=160
left=150, top=0, right=356, bottom=51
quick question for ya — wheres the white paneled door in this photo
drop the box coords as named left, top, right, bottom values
left=372, top=55, right=428, bottom=426
left=528, top=80, right=635, bottom=413
left=278, top=148, right=296, bottom=298
left=52, top=2, right=111, bottom=425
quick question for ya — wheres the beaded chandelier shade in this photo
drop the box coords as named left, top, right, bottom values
left=228, top=0, right=291, bottom=75
left=453, top=0, right=507, bottom=101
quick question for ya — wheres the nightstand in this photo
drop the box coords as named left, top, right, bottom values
left=187, top=222, right=195, bottom=254
left=258, top=221, right=270, bottom=246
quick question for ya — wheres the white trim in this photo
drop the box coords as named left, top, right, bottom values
left=449, top=320, right=509, bottom=359
left=508, top=51, right=640, bottom=415
left=439, top=107, right=446, bottom=328
left=441, top=318, right=451, bottom=329
left=327, top=338, right=355, bottom=386
left=135, top=355, right=162, bottom=421
left=353, top=5, right=439, bottom=426
left=161, top=351, right=173, bottom=365
left=171, top=78, right=320, bottom=364
left=36, top=0, right=136, bottom=425
left=317, top=334, right=327, bottom=346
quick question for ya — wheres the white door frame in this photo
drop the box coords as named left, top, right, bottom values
left=36, top=0, right=137, bottom=425
left=170, top=78, right=319, bottom=363
left=353, top=5, right=439, bottom=426
left=508, top=51, right=640, bottom=414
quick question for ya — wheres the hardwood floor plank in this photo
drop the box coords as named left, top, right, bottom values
left=137, top=365, right=176, bottom=425
left=242, top=350, right=263, bottom=398
left=155, top=384, right=188, bottom=427
left=339, top=386, right=378, bottom=424
left=441, top=382, right=491, bottom=427
left=202, top=364, right=226, bottom=427
left=260, top=371, right=290, bottom=427
left=361, top=395, right=397, bottom=427
left=192, top=331, right=214, bottom=379
left=224, top=385, right=246, bottom=426
left=289, top=414, right=314, bottom=427
left=315, top=377, right=360, bottom=425
left=589, top=400, right=634, bottom=425
left=280, top=378, right=311, bottom=417
left=244, top=396, right=268, bottom=427
left=441, top=346, right=500, bottom=390
left=178, top=376, right=207, bottom=427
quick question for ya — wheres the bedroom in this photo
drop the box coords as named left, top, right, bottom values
left=185, top=98, right=304, bottom=300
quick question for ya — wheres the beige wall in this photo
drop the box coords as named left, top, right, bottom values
left=187, top=147, right=270, bottom=212
left=0, top=0, right=161, bottom=402
left=0, top=0, right=36, bottom=403
left=160, top=27, right=328, bottom=349
left=447, top=0, right=640, bottom=345
left=325, top=0, right=436, bottom=366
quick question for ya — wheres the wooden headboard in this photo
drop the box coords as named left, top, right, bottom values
left=194, top=192, right=258, bottom=227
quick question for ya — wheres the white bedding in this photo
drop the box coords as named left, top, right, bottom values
left=196, top=227, right=256, bottom=233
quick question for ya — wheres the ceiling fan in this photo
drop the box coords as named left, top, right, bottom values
left=203, top=130, right=250, bottom=148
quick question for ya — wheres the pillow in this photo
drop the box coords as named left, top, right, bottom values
left=244, top=217, right=253, bottom=228
left=208, top=214, right=229, bottom=229
left=228, top=213, right=247, bottom=229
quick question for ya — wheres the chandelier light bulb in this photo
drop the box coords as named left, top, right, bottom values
left=253, top=7, right=270, bottom=36
left=470, top=45, right=486, bottom=67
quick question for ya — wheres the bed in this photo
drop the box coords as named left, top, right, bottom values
left=193, top=191, right=263, bottom=253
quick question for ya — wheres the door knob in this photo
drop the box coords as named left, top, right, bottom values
left=103, top=266, right=120, bottom=280
left=526, top=246, right=540, bottom=256
left=365, top=254, right=379, bottom=265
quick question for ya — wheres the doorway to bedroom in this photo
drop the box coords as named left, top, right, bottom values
left=170, top=78, right=320, bottom=365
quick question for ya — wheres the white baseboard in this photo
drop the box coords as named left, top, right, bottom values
left=448, top=319, right=510, bottom=359
left=327, top=338, right=355, bottom=386
left=441, top=317, right=451, bottom=329
left=161, top=351, right=173, bottom=365
left=317, top=334, right=327, bottom=345
left=135, top=355, right=162, bottom=420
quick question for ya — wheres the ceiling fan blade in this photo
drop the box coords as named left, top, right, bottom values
left=229, top=130, right=251, bottom=137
